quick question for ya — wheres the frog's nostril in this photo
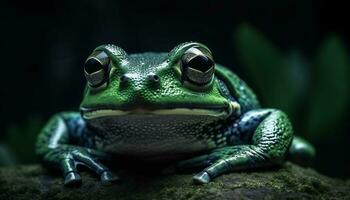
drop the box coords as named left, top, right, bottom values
left=148, top=74, right=160, bottom=83
left=120, top=75, right=130, bottom=83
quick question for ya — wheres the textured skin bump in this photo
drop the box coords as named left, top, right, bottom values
left=253, top=109, right=293, bottom=163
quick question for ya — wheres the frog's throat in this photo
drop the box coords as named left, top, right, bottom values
left=81, top=101, right=240, bottom=120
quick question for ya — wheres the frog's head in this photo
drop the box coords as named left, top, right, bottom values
left=80, top=42, right=240, bottom=121
left=80, top=42, right=241, bottom=155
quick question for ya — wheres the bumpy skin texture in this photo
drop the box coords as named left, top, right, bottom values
left=36, top=42, right=314, bottom=186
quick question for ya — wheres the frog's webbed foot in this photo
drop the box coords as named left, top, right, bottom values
left=44, top=145, right=119, bottom=186
left=173, top=109, right=293, bottom=184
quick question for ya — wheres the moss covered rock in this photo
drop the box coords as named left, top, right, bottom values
left=0, top=162, right=349, bottom=200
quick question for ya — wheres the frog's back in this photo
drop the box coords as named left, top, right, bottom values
left=215, top=64, right=260, bottom=113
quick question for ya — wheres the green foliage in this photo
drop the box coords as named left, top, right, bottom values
left=235, top=24, right=350, bottom=140
left=235, top=24, right=303, bottom=118
left=0, top=144, right=16, bottom=166
left=5, top=116, right=44, bottom=164
left=306, top=36, right=350, bottom=138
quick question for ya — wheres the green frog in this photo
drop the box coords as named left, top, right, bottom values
left=36, top=42, right=315, bottom=187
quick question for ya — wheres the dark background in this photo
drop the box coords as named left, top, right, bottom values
left=0, top=0, right=349, bottom=179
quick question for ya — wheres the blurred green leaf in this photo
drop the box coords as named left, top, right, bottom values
left=0, top=143, right=16, bottom=166
left=306, top=35, right=350, bottom=138
left=5, top=116, right=44, bottom=163
left=235, top=24, right=303, bottom=118
left=285, top=50, right=309, bottom=98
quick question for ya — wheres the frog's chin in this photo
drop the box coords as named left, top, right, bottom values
left=81, top=101, right=240, bottom=120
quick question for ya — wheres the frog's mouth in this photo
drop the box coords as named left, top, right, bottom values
left=81, top=101, right=240, bottom=120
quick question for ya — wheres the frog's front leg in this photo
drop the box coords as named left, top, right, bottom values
left=176, top=109, right=293, bottom=184
left=36, top=112, right=118, bottom=186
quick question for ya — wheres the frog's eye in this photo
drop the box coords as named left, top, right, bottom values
left=180, top=47, right=215, bottom=86
left=84, top=51, right=110, bottom=88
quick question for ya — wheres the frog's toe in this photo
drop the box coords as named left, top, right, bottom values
left=64, top=171, right=82, bottom=187
left=100, top=171, right=120, bottom=184
left=193, top=171, right=211, bottom=184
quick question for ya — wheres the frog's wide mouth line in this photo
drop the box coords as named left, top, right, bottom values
left=82, top=108, right=227, bottom=120
left=80, top=101, right=240, bottom=120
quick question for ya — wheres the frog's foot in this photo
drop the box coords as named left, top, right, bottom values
left=193, top=171, right=211, bottom=184
left=43, top=145, right=119, bottom=186
left=172, top=146, right=258, bottom=184
left=64, top=171, right=82, bottom=186
left=173, top=109, right=293, bottom=184
left=176, top=145, right=282, bottom=185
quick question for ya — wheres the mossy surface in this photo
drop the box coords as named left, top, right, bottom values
left=0, top=162, right=349, bottom=200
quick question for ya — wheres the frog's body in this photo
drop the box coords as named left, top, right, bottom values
left=36, top=42, right=315, bottom=186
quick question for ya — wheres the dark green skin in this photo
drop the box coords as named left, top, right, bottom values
left=36, top=42, right=315, bottom=186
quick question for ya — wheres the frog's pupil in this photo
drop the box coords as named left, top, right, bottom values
left=188, top=55, right=213, bottom=72
left=85, top=59, right=103, bottom=74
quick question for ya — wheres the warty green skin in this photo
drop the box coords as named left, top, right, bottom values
left=36, top=42, right=315, bottom=186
